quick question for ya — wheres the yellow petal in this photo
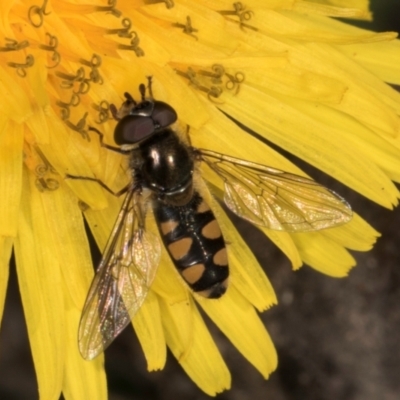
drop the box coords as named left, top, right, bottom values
left=26, top=105, right=51, bottom=144
left=25, top=55, right=50, bottom=109
left=260, top=229, right=303, bottom=269
left=217, top=85, right=400, bottom=208
left=83, top=192, right=124, bottom=255
left=322, top=213, right=380, bottom=252
left=29, top=112, right=109, bottom=210
left=301, top=43, right=400, bottom=137
left=132, top=291, right=167, bottom=371
left=159, top=295, right=231, bottom=395
left=252, top=9, right=380, bottom=43
left=291, top=232, right=356, bottom=276
left=290, top=96, right=400, bottom=182
left=14, top=168, right=65, bottom=399
left=198, top=0, right=369, bottom=20
left=138, top=2, right=237, bottom=57
left=0, top=67, right=32, bottom=123
left=293, top=1, right=371, bottom=20
left=191, top=95, right=313, bottom=177
left=41, top=184, right=94, bottom=309
left=0, top=236, right=13, bottom=323
left=341, top=39, right=400, bottom=85
left=14, top=169, right=109, bottom=399
left=315, top=0, right=370, bottom=14
left=197, top=285, right=278, bottom=378
left=62, top=297, right=107, bottom=400
left=286, top=18, right=400, bottom=112
left=246, top=63, right=348, bottom=103
left=141, top=0, right=238, bottom=52
left=0, top=118, right=23, bottom=236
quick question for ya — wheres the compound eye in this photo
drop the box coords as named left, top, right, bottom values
left=151, top=101, right=177, bottom=128
left=114, top=115, right=155, bottom=145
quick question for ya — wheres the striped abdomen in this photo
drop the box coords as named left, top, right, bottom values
left=154, top=192, right=228, bottom=298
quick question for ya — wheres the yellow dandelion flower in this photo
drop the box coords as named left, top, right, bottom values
left=1, top=0, right=399, bottom=398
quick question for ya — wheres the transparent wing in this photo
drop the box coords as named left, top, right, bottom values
left=79, top=188, right=161, bottom=360
left=198, top=149, right=352, bottom=232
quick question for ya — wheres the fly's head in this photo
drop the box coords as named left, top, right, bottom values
left=111, top=89, right=178, bottom=146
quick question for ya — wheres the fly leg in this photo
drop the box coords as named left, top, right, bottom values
left=88, top=126, right=130, bottom=154
left=184, top=125, right=192, bottom=145
left=65, top=174, right=130, bottom=197
left=67, top=124, right=130, bottom=197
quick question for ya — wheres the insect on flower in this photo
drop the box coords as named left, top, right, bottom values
left=68, top=78, right=353, bottom=360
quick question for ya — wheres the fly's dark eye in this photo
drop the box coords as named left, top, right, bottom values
left=152, top=101, right=177, bottom=128
left=114, top=115, right=154, bottom=145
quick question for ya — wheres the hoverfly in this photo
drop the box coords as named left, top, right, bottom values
left=74, top=79, right=352, bottom=360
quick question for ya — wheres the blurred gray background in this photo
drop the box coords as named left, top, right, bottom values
left=1, top=1, right=400, bottom=399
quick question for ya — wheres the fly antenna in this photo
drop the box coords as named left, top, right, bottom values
left=124, top=92, right=136, bottom=105
left=110, top=103, right=120, bottom=120
left=146, top=76, right=154, bottom=99
left=139, top=83, right=146, bottom=101
left=139, top=77, right=154, bottom=100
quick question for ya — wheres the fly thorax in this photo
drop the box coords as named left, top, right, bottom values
left=140, top=129, right=194, bottom=203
